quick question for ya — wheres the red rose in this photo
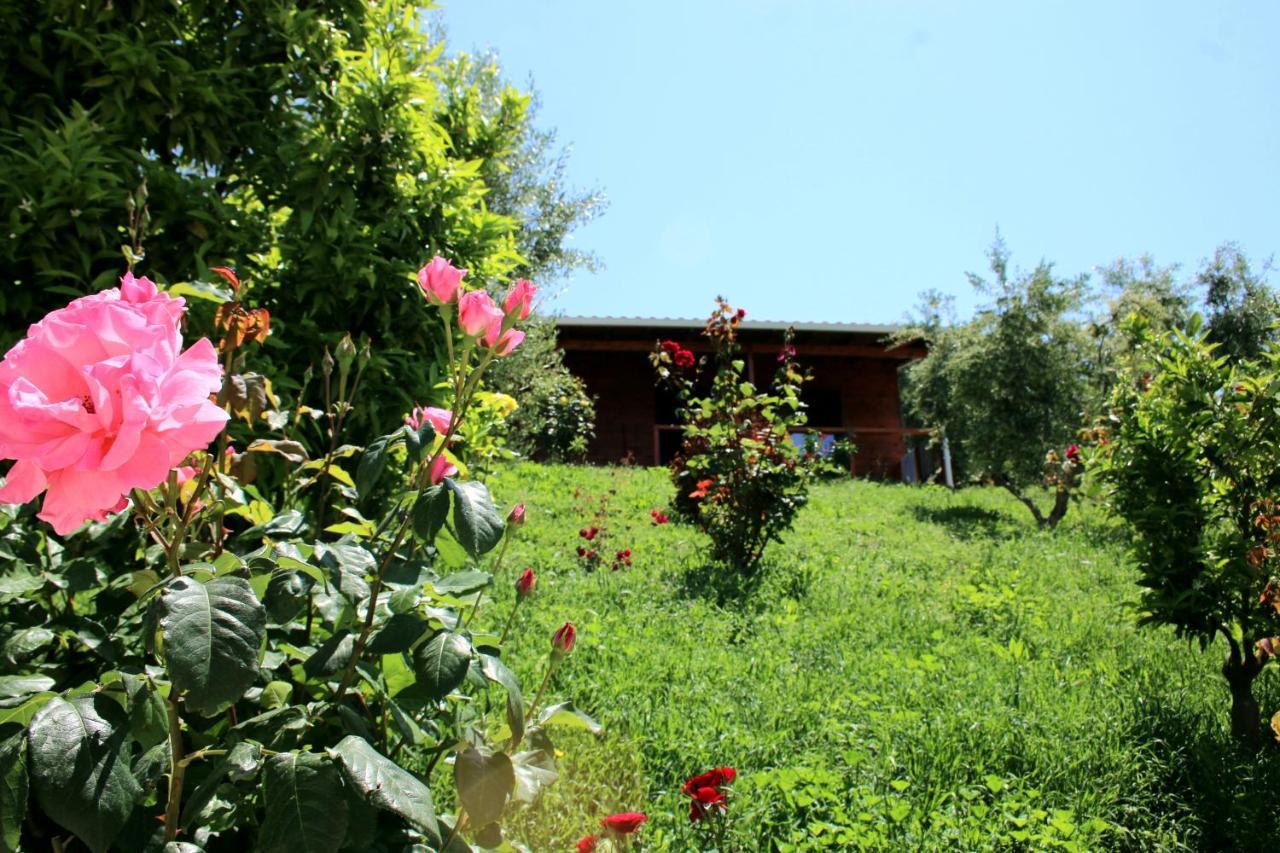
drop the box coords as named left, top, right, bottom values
left=674, top=348, right=695, bottom=368
left=682, top=767, right=735, bottom=795
left=576, top=835, right=597, bottom=853
left=601, top=812, right=647, bottom=834
left=515, top=568, right=536, bottom=597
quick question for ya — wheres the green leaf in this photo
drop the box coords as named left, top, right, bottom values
left=0, top=693, right=56, bottom=728
left=0, top=574, right=43, bottom=599
left=157, top=576, right=266, bottom=715
left=412, top=484, right=450, bottom=543
left=27, top=695, right=142, bottom=853
left=478, top=654, right=524, bottom=748
left=265, top=570, right=312, bottom=624
left=367, top=614, right=427, bottom=655
left=303, top=631, right=355, bottom=680
left=165, top=843, right=206, bottom=853
left=510, top=747, right=558, bottom=805
left=411, top=632, right=473, bottom=701
left=0, top=674, right=55, bottom=707
left=330, top=735, right=440, bottom=845
left=431, top=570, right=492, bottom=596
left=444, top=479, right=504, bottom=560
left=538, top=701, right=603, bottom=735
left=0, top=733, right=27, bottom=853
left=453, top=746, right=514, bottom=827
left=356, top=431, right=405, bottom=499
left=168, top=280, right=232, bottom=303
left=258, top=752, right=348, bottom=853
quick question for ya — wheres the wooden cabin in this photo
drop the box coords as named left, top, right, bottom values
left=556, top=316, right=933, bottom=480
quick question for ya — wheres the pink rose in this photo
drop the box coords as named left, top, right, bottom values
left=417, top=256, right=466, bottom=305
left=405, top=405, right=454, bottom=436
left=502, top=278, right=537, bottom=321
left=484, top=327, right=525, bottom=357
left=427, top=453, right=457, bottom=485
left=0, top=272, right=228, bottom=534
left=458, top=291, right=504, bottom=339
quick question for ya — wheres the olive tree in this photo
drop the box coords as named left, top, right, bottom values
left=901, top=240, right=1090, bottom=527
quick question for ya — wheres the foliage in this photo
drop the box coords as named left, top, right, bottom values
left=0, top=266, right=594, bottom=851
left=1200, top=242, right=1280, bottom=364
left=0, top=1, right=598, bottom=438
left=651, top=300, right=812, bottom=578
left=1092, top=316, right=1280, bottom=745
left=899, top=239, right=1089, bottom=527
left=486, top=320, right=597, bottom=462
left=463, top=463, right=1280, bottom=850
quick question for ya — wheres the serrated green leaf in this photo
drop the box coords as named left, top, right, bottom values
left=330, top=735, right=440, bottom=845
left=258, top=752, right=347, bottom=853
left=303, top=631, right=354, bottom=680
left=27, top=695, right=142, bottom=853
left=0, top=733, right=27, bottom=853
left=0, top=692, right=56, bottom=728
left=367, top=614, right=427, bottom=655
left=157, top=576, right=266, bottom=715
left=444, top=479, right=504, bottom=560
left=411, top=632, right=472, bottom=701
left=453, top=746, right=513, bottom=828
left=431, top=570, right=492, bottom=596
left=356, top=431, right=405, bottom=499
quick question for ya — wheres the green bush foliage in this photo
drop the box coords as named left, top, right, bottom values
left=0, top=1, right=597, bottom=436
left=652, top=299, right=811, bottom=578
left=486, top=321, right=597, bottom=462
left=1093, top=315, right=1280, bottom=745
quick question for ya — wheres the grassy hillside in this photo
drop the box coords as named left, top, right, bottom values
left=473, top=465, right=1280, bottom=850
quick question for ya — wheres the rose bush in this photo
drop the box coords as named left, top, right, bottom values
left=652, top=299, right=813, bottom=581
left=0, top=257, right=601, bottom=851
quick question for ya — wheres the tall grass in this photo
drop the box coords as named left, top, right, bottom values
left=478, top=464, right=1280, bottom=850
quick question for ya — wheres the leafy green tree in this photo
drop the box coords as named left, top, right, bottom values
left=1199, top=242, right=1280, bottom=364
left=1093, top=318, right=1280, bottom=746
left=0, top=1, right=597, bottom=435
left=901, top=239, right=1089, bottom=528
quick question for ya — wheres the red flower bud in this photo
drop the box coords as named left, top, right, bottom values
left=515, top=568, right=535, bottom=597
left=575, top=836, right=598, bottom=853
left=508, top=502, right=526, bottom=527
left=552, top=621, right=576, bottom=656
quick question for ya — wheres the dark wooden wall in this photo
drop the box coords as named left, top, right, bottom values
left=561, top=343, right=914, bottom=478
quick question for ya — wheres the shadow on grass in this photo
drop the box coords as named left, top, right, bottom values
left=910, top=504, right=1020, bottom=541
left=676, top=554, right=814, bottom=613
left=1121, top=697, right=1280, bottom=850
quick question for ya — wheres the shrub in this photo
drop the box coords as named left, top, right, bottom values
left=486, top=320, right=597, bottom=462
left=1093, top=315, right=1280, bottom=746
left=651, top=299, right=811, bottom=576
left=0, top=258, right=599, bottom=850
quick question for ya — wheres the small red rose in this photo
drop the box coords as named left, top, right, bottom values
left=601, top=811, right=647, bottom=834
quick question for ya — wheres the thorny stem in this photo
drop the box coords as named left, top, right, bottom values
left=334, top=342, right=493, bottom=701
left=163, top=694, right=186, bottom=842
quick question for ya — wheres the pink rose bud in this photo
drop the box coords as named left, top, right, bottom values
left=417, top=256, right=466, bottom=305
left=502, top=278, right=537, bottom=321
left=427, top=453, right=457, bottom=485
left=551, top=621, right=576, bottom=657
left=516, top=567, right=536, bottom=597
left=485, top=327, right=525, bottom=357
left=458, top=291, right=504, bottom=338
left=405, top=405, right=454, bottom=436
left=508, top=502, right=526, bottom=527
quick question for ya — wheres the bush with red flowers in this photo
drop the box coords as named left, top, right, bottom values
left=651, top=298, right=813, bottom=578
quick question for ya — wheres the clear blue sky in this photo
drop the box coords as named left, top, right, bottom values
left=441, top=1, right=1280, bottom=324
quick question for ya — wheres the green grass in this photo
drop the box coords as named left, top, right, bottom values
left=476, top=464, right=1280, bottom=850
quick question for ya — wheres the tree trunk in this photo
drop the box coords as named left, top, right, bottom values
left=1223, top=640, right=1265, bottom=750
left=1043, top=486, right=1071, bottom=530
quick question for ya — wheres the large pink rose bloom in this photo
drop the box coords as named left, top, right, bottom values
left=0, top=272, right=228, bottom=534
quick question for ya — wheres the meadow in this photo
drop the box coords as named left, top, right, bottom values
left=481, top=464, right=1280, bottom=851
